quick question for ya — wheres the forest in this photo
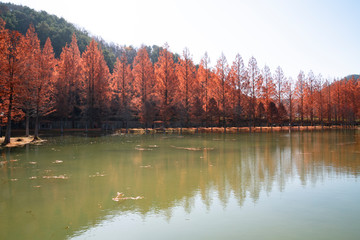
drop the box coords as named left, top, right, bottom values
left=0, top=11, right=359, bottom=145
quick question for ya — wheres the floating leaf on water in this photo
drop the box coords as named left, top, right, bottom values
left=184, top=147, right=202, bottom=151
left=89, top=172, right=106, bottom=178
left=140, top=165, right=151, bottom=168
left=10, top=178, right=18, bottom=181
left=148, top=145, right=158, bottom=148
left=53, top=160, right=63, bottom=164
left=33, top=185, right=41, bottom=188
left=42, top=175, right=68, bottom=179
left=10, top=159, right=19, bottom=162
left=203, top=147, right=214, bottom=151
left=28, top=162, right=37, bottom=165
left=112, top=192, right=144, bottom=201
left=29, top=176, right=37, bottom=180
left=171, top=145, right=202, bottom=151
left=135, top=147, right=153, bottom=151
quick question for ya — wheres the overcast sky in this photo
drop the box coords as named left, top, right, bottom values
left=5, top=0, right=360, bottom=79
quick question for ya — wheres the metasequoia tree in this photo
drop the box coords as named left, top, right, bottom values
left=214, top=53, right=230, bottom=129
left=82, top=39, right=111, bottom=128
left=132, top=46, right=155, bottom=128
left=0, top=18, right=5, bottom=136
left=176, top=48, right=196, bottom=127
left=247, top=56, right=261, bottom=126
left=0, top=24, right=24, bottom=145
left=197, top=52, right=212, bottom=127
left=229, top=53, right=246, bottom=125
left=323, top=79, right=332, bottom=124
left=20, top=24, right=41, bottom=136
left=295, top=71, right=305, bottom=124
left=55, top=33, right=83, bottom=128
left=33, top=38, right=56, bottom=140
left=274, top=66, right=285, bottom=107
left=332, top=79, right=343, bottom=124
left=305, top=70, right=315, bottom=125
left=111, top=51, right=133, bottom=129
left=154, top=44, right=177, bottom=126
left=284, top=77, right=294, bottom=125
left=314, top=74, right=324, bottom=125
left=261, top=65, right=276, bottom=125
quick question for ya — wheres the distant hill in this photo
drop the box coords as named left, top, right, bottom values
left=0, top=2, right=174, bottom=72
left=344, top=74, right=360, bottom=81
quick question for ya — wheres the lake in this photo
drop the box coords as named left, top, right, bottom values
left=1, top=130, right=359, bottom=240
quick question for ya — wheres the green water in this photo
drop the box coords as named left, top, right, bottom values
left=1, top=130, right=360, bottom=240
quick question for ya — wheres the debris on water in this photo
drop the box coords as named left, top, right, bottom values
left=33, top=185, right=41, bottom=188
left=51, top=148, right=60, bottom=151
left=112, top=192, right=144, bottom=201
left=140, top=165, right=151, bottom=168
left=28, top=162, right=37, bottom=165
left=53, top=160, right=63, bottom=164
left=89, top=172, right=106, bottom=178
left=10, top=159, right=19, bottom=162
left=135, top=147, right=153, bottom=151
left=25, top=210, right=35, bottom=217
left=10, top=178, right=18, bottom=181
left=42, top=175, right=68, bottom=179
left=203, top=147, right=214, bottom=151
left=148, top=145, right=158, bottom=148
left=29, top=176, right=37, bottom=180
left=171, top=145, right=202, bottom=151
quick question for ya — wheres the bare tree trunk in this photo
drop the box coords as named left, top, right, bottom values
left=3, top=89, right=13, bottom=145
left=33, top=104, right=40, bottom=140
left=25, top=110, right=30, bottom=137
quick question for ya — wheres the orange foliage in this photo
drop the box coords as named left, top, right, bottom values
left=154, top=44, right=177, bottom=125
left=82, top=39, right=111, bottom=127
left=55, top=33, right=83, bottom=122
left=176, top=48, right=197, bottom=126
left=132, top=46, right=155, bottom=127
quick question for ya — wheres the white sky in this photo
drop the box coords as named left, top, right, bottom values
left=5, top=0, right=360, bottom=79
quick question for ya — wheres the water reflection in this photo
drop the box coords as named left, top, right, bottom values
left=0, top=130, right=359, bottom=240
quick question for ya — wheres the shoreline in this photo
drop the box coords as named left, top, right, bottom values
left=117, top=125, right=359, bottom=134
left=1, top=125, right=358, bottom=147
left=0, top=136, right=46, bottom=148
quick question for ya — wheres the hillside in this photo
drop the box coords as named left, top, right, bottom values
left=345, top=74, right=360, bottom=81
left=0, top=2, right=172, bottom=71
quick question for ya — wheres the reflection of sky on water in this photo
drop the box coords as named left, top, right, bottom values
left=72, top=177, right=360, bottom=240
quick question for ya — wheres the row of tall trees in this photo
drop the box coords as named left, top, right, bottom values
left=1, top=21, right=359, bottom=143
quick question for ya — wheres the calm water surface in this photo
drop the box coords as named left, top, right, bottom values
left=1, top=130, right=360, bottom=239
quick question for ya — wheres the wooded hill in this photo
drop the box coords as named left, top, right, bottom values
left=0, top=2, right=175, bottom=72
